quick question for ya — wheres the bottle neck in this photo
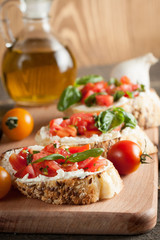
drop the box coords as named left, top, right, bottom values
left=22, top=17, right=51, bottom=33
left=21, top=0, right=53, bottom=19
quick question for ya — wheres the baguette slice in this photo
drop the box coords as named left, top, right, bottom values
left=0, top=146, right=123, bottom=205
left=63, top=90, right=160, bottom=129
left=35, top=126, right=157, bottom=158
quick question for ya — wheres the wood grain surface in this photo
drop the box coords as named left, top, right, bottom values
left=0, top=0, right=160, bottom=70
left=0, top=104, right=158, bottom=234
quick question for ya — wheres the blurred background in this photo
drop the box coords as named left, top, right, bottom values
left=0, top=0, right=160, bottom=69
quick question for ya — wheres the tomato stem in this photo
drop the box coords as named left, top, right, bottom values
left=140, top=153, right=152, bottom=164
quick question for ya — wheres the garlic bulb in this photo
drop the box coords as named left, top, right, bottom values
left=110, top=53, right=158, bottom=89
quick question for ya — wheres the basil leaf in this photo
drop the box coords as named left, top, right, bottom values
left=138, top=84, right=145, bottom=92
left=57, top=86, right=82, bottom=111
left=108, top=78, right=121, bottom=86
left=94, top=107, right=137, bottom=133
left=84, top=93, right=97, bottom=107
left=27, top=152, right=33, bottom=165
left=126, top=91, right=134, bottom=98
left=109, top=111, right=124, bottom=131
left=123, top=112, right=137, bottom=128
left=95, top=110, right=115, bottom=133
left=75, top=75, right=103, bottom=86
left=32, top=154, right=65, bottom=164
left=33, top=150, right=40, bottom=154
left=113, top=91, right=125, bottom=101
left=66, top=148, right=104, bottom=163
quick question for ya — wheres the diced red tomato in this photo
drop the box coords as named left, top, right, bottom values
left=96, top=95, right=114, bottom=106
left=49, top=118, right=63, bottom=129
left=120, top=76, right=131, bottom=84
left=81, top=81, right=107, bottom=97
left=131, top=84, right=139, bottom=91
left=56, top=125, right=77, bottom=138
left=15, top=164, right=36, bottom=179
left=69, top=144, right=90, bottom=154
left=84, top=130, right=101, bottom=137
left=32, top=152, right=48, bottom=162
left=105, top=85, right=117, bottom=95
left=62, top=163, right=78, bottom=172
left=44, top=161, right=61, bottom=177
left=60, top=119, right=71, bottom=127
left=78, top=157, right=106, bottom=172
left=120, top=84, right=132, bottom=92
left=92, top=81, right=107, bottom=92
left=81, top=83, right=95, bottom=96
left=9, top=153, right=27, bottom=171
left=43, top=143, right=57, bottom=153
left=81, top=90, right=95, bottom=103
left=70, top=113, right=94, bottom=126
left=32, top=162, right=45, bottom=176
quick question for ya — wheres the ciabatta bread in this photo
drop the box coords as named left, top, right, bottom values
left=63, top=90, right=160, bottom=129
left=35, top=126, right=157, bottom=158
left=0, top=146, right=123, bottom=205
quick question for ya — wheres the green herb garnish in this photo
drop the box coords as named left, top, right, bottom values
left=66, top=148, right=104, bottom=163
left=75, top=75, right=103, bottom=86
left=94, top=107, right=137, bottom=133
left=26, top=152, right=33, bottom=164
left=108, top=78, right=121, bottom=86
left=32, top=149, right=104, bottom=165
left=126, top=91, right=134, bottom=98
left=33, top=150, right=40, bottom=154
left=138, top=84, right=145, bottom=92
left=84, top=93, right=97, bottom=107
left=40, top=166, right=49, bottom=175
left=113, top=91, right=125, bottom=101
left=57, top=86, right=82, bottom=111
left=32, top=154, right=65, bottom=164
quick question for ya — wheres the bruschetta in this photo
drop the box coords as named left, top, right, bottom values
left=35, top=108, right=157, bottom=157
left=0, top=144, right=123, bottom=205
left=57, top=54, right=160, bottom=129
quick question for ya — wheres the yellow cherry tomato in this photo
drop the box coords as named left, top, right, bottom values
left=0, top=166, right=12, bottom=199
left=2, top=108, right=34, bottom=141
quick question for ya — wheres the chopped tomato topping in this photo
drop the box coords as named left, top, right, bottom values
left=96, top=95, right=114, bottom=106
left=15, top=164, right=36, bottom=179
left=9, top=144, right=107, bottom=179
left=78, top=157, right=106, bottom=172
left=120, top=76, right=131, bottom=84
left=83, top=130, right=101, bottom=138
left=120, top=84, right=132, bottom=92
left=81, top=90, right=95, bottom=103
left=69, top=144, right=90, bottom=154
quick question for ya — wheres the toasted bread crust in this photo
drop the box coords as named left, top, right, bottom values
left=35, top=126, right=157, bottom=157
left=15, top=165, right=123, bottom=205
left=64, top=90, right=160, bottom=129
left=0, top=148, right=123, bottom=205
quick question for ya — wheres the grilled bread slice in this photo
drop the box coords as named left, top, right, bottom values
left=63, top=90, right=160, bottom=129
left=35, top=126, right=157, bottom=158
left=0, top=146, right=123, bottom=205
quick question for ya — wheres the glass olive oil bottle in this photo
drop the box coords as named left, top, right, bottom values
left=0, top=0, right=77, bottom=106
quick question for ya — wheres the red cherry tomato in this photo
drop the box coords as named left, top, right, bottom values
left=107, top=140, right=145, bottom=175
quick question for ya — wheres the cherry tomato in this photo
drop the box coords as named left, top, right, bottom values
left=107, top=140, right=144, bottom=175
left=2, top=108, right=34, bottom=141
left=0, top=167, right=12, bottom=199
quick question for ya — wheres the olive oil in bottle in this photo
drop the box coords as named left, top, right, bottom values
left=0, top=0, right=77, bottom=106
left=2, top=39, right=77, bottom=106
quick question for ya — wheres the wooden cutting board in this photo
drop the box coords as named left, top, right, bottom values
left=0, top=104, right=158, bottom=234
